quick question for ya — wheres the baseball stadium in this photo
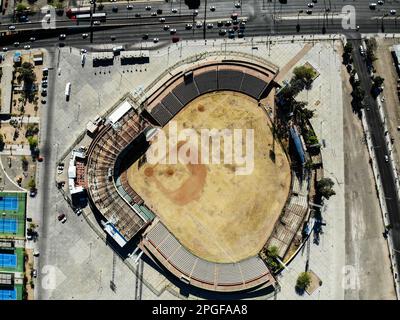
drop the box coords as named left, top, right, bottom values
left=85, top=53, right=310, bottom=293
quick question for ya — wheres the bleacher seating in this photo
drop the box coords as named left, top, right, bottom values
left=217, top=69, right=244, bottom=91
left=240, top=73, right=268, bottom=99
left=194, top=70, right=218, bottom=94
left=172, top=81, right=200, bottom=106
left=144, top=221, right=273, bottom=291
left=162, top=93, right=184, bottom=116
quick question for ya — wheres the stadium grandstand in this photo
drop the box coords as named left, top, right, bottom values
left=85, top=54, right=312, bottom=292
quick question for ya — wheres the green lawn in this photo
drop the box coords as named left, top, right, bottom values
left=14, top=284, right=23, bottom=300
left=0, top=192, right=27, bottom=238
left=0, top=248, right=25, bottom=273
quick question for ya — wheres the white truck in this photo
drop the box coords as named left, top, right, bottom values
left=65, top=82, right=71, bottom=100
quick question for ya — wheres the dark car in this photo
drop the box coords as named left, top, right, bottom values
left=57, top=213, right=67, bottom=223
left=29, top=189, right=37, bottom=197
left=112, top=5, right=118, bottom=12
left=142, top=34, right=149, bottom=40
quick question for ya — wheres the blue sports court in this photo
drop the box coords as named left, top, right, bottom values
left=0, top=196, right=18, bottom=211
left=0, top=218, right=18, bottom=234
left=0, top=253, right=17, bottom=268
left=0, top=289, right=17, bottom=300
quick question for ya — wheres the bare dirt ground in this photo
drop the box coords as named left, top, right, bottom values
left=341, top=56, right=396, bottom=300
left=128, top=91, right=291, bottom=263
left=374, top=39, right=400, bottom=173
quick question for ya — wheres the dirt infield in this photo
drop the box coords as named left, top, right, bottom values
left=127, top=91, right=291, bottom=263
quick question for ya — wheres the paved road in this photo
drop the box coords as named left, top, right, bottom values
left=2, top=0, right=400, bottom=47
left=351, top=38, right=400, bottom=278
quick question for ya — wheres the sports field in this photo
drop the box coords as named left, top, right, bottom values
left=128, top=91, right=291, bottom=263
left=0, top=192, right=26, bottom=238
left=0, top=248, right=24, bottom=273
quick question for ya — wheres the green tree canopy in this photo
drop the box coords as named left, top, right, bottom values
left=316, top=177, right=336, bottom=199
left=296, top=272, right=311, bottom=292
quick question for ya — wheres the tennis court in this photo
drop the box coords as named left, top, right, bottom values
left=0, top=289, right=17, bottom=300
left=0, top=192, right=26, bottom=238
left=0, top=253, right=17, bottom=268
left=0, top=218, right=17, bottom=234
left=0, top=196, right=18, bottom=211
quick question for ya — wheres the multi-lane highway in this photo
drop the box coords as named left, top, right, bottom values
left=2, top=0, right=400, bottom=48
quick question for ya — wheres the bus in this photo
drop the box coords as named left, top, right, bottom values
left=76, top=13, right=107, bottom=22
left=66, top=6, right=91, bottom=18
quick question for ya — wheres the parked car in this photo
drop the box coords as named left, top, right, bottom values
left=30, top=37, right=36, bottom=42
left=390, top=9, right=397, bottom=15
left=159, top=17, right=166, bottom=22
left=127, top=4, right=133, bottom=10
left=235, top=2, right=241, bottom=8
left=185, top=23, right=193, bottom=30
left=171, top=8, right=178, bottom=13
left=58, top=213, right=67, bottom=223
left=32, top=269, right=37, bottom=278
left=210, top=5, right=216, bottom=11
left=145, top=5, right=151, bottom=11
left=153, top=38, right=159, bottom=43
left=135, top=13, right=141, bottom=17
left=82, top=33, right=89, bottom=39
left=170, top=28, right=177, bottom=34
left=93, top=20, right=101, bottom=25
left=24, top=45, right=31, bottom=49
left=59, top=34, right=66, bottom=40
left=8, top=25, right=16, bottom=31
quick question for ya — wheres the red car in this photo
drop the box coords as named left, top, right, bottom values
left=57, top=213, right=67, bottom=223
left=172, top=36, right=180, bottom=43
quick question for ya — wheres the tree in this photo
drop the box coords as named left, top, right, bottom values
left=0, top=133, right=4, bottom=151
left=97, top=0, right=104, bottom=10
left=28, top=178, right=36, bottom=190
left=21, top=156, right=29, bottom=171
left=17, top=62, right=36, bottom=97
left=316, top=177, right=336, bottom=199
left=264, top=246, right=280, bottom=273
left=16, top=3, right=27, bottom=11
left=373, top=76, right=385, bottom=89
left=344, top=42, right=353, bottom=55
left=27, top=136, right=38, bottom=150
left=293, top=65, right=317, bottom=90
left=296, top=272, right=311, bottom=293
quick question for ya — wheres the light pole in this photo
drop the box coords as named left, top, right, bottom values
left=381, top=13, right=388, bottom=33
left=297, top=10, right=303, bottom=32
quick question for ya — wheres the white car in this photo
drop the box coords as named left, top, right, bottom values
left=159, top=17, right=166, bottom=22
left=170, top=28, right=177, bottom=34
left=93, top=20, right=101, bottom=25
left=210, top=6, right=216, bottom=11
left=185, top=23, right=193, bottom=30
left=171, top=8, right=178, bottom=13
left=153, top=38, right=159, bottom=43
left=385, top=155, right=389, bottom=162
left=378, top=0, right=384, bottom=5
left=193, top=9, right=198, bottom=16
left=80, top=48, right=87, bottom=53
left=163, top=24, right=170, bottom=30
left=24, top=45, right=31, bottom=49
left=8, top=25, right=16, bottom=31
left=235, top=2, right=241, bottom=8
left=2, top=47, right=8, bottom=52
left=390, top=9, right=397, bottom=15
left=308, top=3, right=314, bottom=8
left=196, top=21, right=203, bottom=28
left=82, top=33, right=89, bottom=39
left=207, top=23, right=213, bottom=29
left=151, top=12, right=157, bottom=16
left=145, top=5, right=151, bottom=10
left=127, top=4, right=133, bottom=10
left=29, top=37, right=36, bottom=42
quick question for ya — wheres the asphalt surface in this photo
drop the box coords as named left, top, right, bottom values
left=2, top=0, right=400, bottom=298
left=2, top=0, right=400, bottom=47
left=351, top=39, right=400, bottom=274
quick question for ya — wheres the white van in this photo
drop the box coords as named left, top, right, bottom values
left=112, top=46, right=124, bottom=54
